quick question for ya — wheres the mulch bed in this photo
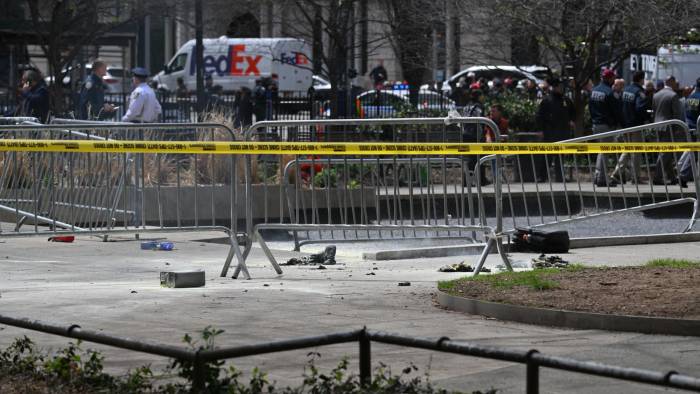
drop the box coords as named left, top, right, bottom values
left=444, top=267, right=700, bottom=319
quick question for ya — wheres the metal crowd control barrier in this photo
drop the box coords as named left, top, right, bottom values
left=2, top=314, right=700, bottom=393
left=478, top=120, right=699, bottom=236
left=220, top=117, right=511, bottom=276
left=0, top=120, right=251, bottom=279
left=0, top=117, right=40, bottom=124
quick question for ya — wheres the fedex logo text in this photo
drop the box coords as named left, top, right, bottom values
left=279, top=52, right=309, bottom=66
left=190, top=45, right=262, bottom=76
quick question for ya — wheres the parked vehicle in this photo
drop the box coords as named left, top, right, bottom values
left=311, top=75, right=365, bottom=100
left=153, top=37, right=313, bottom=93
left=434, top=65, right=551, bottom=94
left=356, top=88, right=455, bottom=118
left=45, top=64, right=130, bottom=94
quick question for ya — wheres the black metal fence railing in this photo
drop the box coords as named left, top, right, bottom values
left=1, top=89, right=458, bottom=123
left=1, top=313, right=699, bottom=393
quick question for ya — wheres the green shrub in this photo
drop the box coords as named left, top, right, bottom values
left=485, top=92, right=538, bottom=132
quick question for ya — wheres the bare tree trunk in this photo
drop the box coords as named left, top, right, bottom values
left=445, top=0, right=459, bottom=77
left=573, top=85, right=585, bottom=137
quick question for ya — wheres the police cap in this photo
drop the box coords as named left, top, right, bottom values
left=132, top=67, right=149, bottom=78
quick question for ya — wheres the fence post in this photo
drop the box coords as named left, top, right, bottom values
left=359, top=327, right=371, bottom=386
left=192, top=351, right=205, bottom=393
left=526, top=350, right=539, bottom=394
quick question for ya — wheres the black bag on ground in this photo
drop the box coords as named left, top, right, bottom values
left=513, top=227, right=570, bottom=253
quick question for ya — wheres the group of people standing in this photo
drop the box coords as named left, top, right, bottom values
left=590, top=69, right=700, bottom=188
left=456, top=66, right=700, bottom=187
left=12, top=60, right=162, bottom=124
left=78, top=60, right=161, bottom=123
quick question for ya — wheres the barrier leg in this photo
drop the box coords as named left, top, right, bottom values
left=472, top=237, right=494, bottom=276
left=220, top=231, right=250, bottom=280
left=495, top=234, right=512, bottom=271
left=254, top=226, right=284, bottom=275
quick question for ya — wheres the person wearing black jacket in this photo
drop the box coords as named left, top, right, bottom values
left=611, top=71, right=648, bottom=184
left=589, top=68, right=621, bottom=187
left=77, top=60, right=115, bottom=120
left=535, top=78, right=575, bottom=182
left=17, top=69, right=50, bottom=123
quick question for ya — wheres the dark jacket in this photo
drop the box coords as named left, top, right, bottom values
left=19, top=81, right=50, bottom=123
left=253, top=85, right=267, bottom=120
left=653, top=87, right=683, bottom=122
left=237, top=91, right=254, bottom=127
left=589, top=81, right=619, bottom=127
left=536, top=92, right=575, bottom=141
left=462, top=101, right=484, bottom=141
left=685, top=90, right=700, bottom=129
left=621, top=83, right=649, bottom=127
left=78, top=73, right=107, bottom=120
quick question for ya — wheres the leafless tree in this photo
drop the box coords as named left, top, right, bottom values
left=23, top=0, right=146, bottom=113
left=378, top=0, right=441, bottom=103
left=456, top=0, right=700, bottom=134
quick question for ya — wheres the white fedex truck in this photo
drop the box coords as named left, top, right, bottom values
left=154, top=37, right=312, bottom=92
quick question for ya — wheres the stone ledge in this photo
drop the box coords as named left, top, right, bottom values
left=437, top=290, right=700, bottom=337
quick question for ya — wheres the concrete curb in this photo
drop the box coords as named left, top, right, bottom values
left=363, top=232, right=700, bottom=260
left=437, top=290, right=700, bottom=337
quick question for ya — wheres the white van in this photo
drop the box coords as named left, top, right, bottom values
left=153, top=37, right=312, bottom=92
left=656, top=45, right=700, bottom=87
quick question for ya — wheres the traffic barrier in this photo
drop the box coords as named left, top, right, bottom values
left=233, top=117, right=511, bottom=276
left=477, top=119, right=699, bottom=237
left=0, top=121, right=251, bottom=278
left=3, top=118, right=699, bottom=278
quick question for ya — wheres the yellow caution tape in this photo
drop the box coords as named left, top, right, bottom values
left=1, top=139, right=700, bottom=155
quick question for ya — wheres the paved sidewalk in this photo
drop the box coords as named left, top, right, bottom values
left=1, top=232, right=699, bottom=393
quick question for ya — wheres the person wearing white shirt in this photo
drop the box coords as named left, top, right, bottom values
left=122, top=67, right=162, bottom=123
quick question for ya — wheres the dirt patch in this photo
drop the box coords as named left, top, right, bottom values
left=443, top=267, right=700, bottom=319
left=0, top=374, right=91, bottom=394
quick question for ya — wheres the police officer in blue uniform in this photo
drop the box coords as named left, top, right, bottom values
left=122, top=67, right=162, bottom=123
left=589, top=68, right=621, bottom=187
left=611, top=71, right=649, bottom=184
left=77, top=60, right=115, bottom=120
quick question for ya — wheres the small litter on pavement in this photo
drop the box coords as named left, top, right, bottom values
left=283, top=245, right=337, bottom=266
left=532, top=254, right=569, bottom=269
left=141, top=241, right=174, bottom=251
left=48, top=236, right=75, bottom=243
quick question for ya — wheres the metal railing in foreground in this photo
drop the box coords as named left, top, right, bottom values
left=1, top=313, right=699, bottom=393
left=0, top=121, right=251, bottom=279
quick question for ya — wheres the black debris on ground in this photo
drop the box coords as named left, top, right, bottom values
left=532, top=254, right=569, bottom=269
left=438, top=263, right=491, bottom=273
left=283, top=246, right=337, bottom=266
left=438, top=262, right=473, bottom=272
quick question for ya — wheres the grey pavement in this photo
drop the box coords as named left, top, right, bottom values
left=1, top=231, right=700, bottom=393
